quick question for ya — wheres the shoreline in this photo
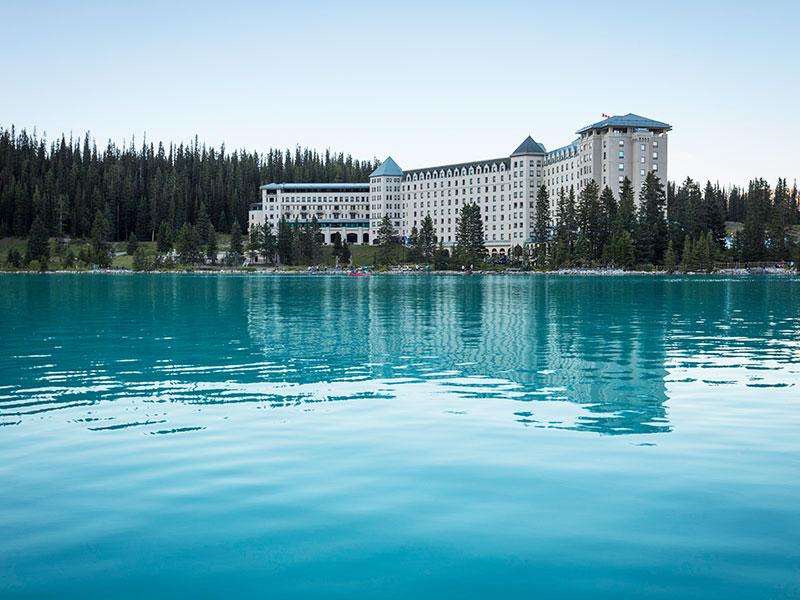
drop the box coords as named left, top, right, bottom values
left=0, top=267, right=796, bottom=276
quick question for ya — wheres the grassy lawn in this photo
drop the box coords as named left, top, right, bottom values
left=111, top=254, right=134, bottom=268
left=0, top=237, right=27, bottom=256
left=318, top=244, right=417, bottom=267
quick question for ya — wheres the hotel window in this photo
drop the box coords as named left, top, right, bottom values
left=653, top=152, right=658, bottom=159
left=618, top=151, right=624, bottom=158
left=618, top=176, right=624, bottom=183
left=640, top=157, right=646, bottom=163
left=640, top=170, right=645, bottom=176
left=653, top=141, right=658, bottom=147
left=619, top=140, right=624, bottom=146
left=618, top=164, right=624, bottom=171
left=653, top=164, right=659, bottom=171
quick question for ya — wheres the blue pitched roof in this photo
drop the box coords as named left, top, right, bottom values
left=576, top=113, right=671, bottom=134
left=546, top=138, right=580, bottom=158
left=369, top=156, right=403, bottom=178
left=511, top=135, right=546, bottom=155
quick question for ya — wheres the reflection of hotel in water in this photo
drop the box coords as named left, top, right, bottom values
left=245, top=276, right=670, bottom=436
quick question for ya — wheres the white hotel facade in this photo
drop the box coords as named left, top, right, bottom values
left=249, top=114, right=670, bottom=255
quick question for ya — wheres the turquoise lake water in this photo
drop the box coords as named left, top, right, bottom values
left=1, top=273, right=799, bottom=599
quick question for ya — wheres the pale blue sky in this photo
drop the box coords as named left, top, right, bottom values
left=2, top=0, right=797, bottom=187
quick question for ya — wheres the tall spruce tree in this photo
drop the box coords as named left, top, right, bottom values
left=553, top=186, right=577, bottom=267
left=634, top=172, right=668, bottom=265
left=376, top=214, right=397, bottom=265
left=26, top=215, right=50, bottom=266
left=419, top=215, right=437, bottom=263
left=247, top=223, right=262, bottom=263
left=90, top=210, right=112, bottom=266
left=455, top=203, right=485, bottom=266
left=276, top=217, right=292, bottom=264
left=768, top=178, right=789, bottom=260
left=156, top=221, right=173, bottom=253
left=577, top=180, right=601, bottom=261
left=308, top=216, right=322, bottom=265
left=229, top=219, right=243, bottom=257
left=126, top=232, right=139, bottom=256
left=407, top=225, right=422, bottom=262
left=740, top=178, right=770, bottom=260
left=176, top=223, right=203, bottom=264
left=206, top=224, right=217, bottom=263
left=290, top=218, right=303, bottom=265
left=533, top=185, right=550, bottom=268
left=598, top=186, right=617, bottom=258
left=702, top=181, right=727, bottom=248
left=260, top=221, right=276, bottom=263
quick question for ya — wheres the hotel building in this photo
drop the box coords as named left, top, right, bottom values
left=249, top=113, right=670, bottom=254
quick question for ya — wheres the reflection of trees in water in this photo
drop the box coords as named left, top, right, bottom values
left=245, top=276, right=800, bottom=437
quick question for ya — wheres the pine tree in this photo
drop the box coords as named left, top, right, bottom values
left=664, top=239, right=677, bottom=272
left=554, top=186, right=576, bottom=268
left=176, top=223, right=203, bottom=265
left=195, top=202, right=211, bottom=243
left=613, top=230, right=635, bottom=268
left=609, top=179, right=636, bottom=268
left=741, top=178, right=770, bottom=261
left=768, top=178, right=788, bottom=260
left=132, top=247, right=149, bottom=271
left=433, top=240, right=449, bottom=270
left=156, top=221, right=173, bottom=253
left=702, top=181, right=726, bottom=248
left=455, top=203, right=485, bottom=266
left=276, top=217, right=292, bottom=265
left=533, top=185, right=550, bottom=268
left=90, top=210, right=112, bottom=266
left=206, top=224, right=217, bottom=264
left=26, top=215, right=50, bottom=266
left=682, top=236, right=693, bottom=271
left=340, top=240, right=351, bottom=264
left=260, top=221, right=276, bottom=263
left=309, top=216, right=322, bottom=265
left=126, top=232, right=139, bottom=255
left=247, top=224, right=261, bottom=263
left=598, top=186, right=617, bottom=259
left=613, top=178, right=636, bottom=236
left=331, top=232, right=343, bottom=261
left=419, top=215, right=437, bottom=263
left=229, top=219, right=243, bottom=257
left=6, top=247, right=23, bottom=268
left=635, top=172, right=668, bottom=265
left=406, top=226, right=421, bottom=262
left=290, top=218, right=303, bottom=265
left=577, top=181, right=601, bottom=261
left=376, top=214, right=397, bottom=265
